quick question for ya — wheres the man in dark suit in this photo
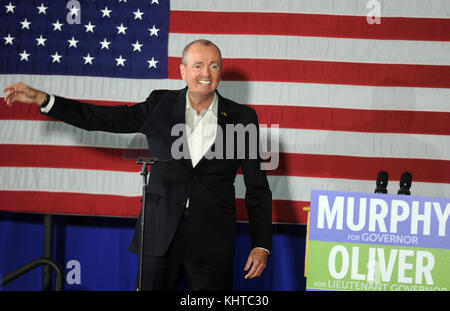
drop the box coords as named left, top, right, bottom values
left=3, top=39, right=272, bottom=290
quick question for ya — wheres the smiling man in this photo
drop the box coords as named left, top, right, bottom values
left=180, top=40, right=221, bottom=114
left=3, top=39, right=272, bottom=291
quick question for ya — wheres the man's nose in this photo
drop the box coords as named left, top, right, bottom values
left=201, top=65, right=210, bottom=76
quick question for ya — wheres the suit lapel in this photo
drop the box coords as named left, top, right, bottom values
left=170, top=88, right=193, bottom=170
left=217, top=92, right=231, bottom=134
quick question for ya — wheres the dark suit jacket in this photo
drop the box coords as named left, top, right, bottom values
left=45, top=87, right=272, bottom=267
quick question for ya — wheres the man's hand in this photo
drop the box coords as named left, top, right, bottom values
left=243, top=247, right=268, bottom=279
left=3, top=82, right=47, bottom=107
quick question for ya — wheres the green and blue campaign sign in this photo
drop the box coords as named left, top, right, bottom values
left=306, top=190, right=450, bottom=291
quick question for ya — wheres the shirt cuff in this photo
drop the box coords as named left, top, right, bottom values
left=254, top=247, right=270, bottom=255
left=40, top=94, right=55, bottom=113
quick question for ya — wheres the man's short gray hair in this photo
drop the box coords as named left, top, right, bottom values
left=181, top=39, right=222, bottom=68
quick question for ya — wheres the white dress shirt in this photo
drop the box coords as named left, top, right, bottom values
left=185, top=91, right=218, bottom=168
left=184, top=91, right=217, bottom=210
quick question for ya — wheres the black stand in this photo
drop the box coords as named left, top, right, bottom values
left=136, top=157, right=157, bottom=291
left=1, top=214, right=64, bottom=290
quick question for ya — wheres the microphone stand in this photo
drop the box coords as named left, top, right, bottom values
left=136, top=157, right=157, bottom=291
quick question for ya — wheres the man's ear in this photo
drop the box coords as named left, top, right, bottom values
left=179, top=64, right=185, bottom=80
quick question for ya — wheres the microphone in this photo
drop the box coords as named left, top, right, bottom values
left=398, top=172, right=412, bottom=195
left=375, top=171, right=389, bottom=194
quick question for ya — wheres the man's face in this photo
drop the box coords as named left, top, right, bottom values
left=180, top=43, right=221, bottom=98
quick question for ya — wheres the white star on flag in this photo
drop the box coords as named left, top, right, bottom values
left=5, top=2, right=16, bottom=13
left=133, top=9, right=144, bottom=20
left=132, top=40, right=143, bottom=52
left=37, top=3, right=48, bottom=14
left=51, top=51, right=62, bottom=63
left=101, top=6, right=112, bottom=18
left=36, top=35, right=47, bottom=47
left=99, top=38, right=111, bottom=50
left=115, top=55, right=126, bottom=67
left=19, top=50, right=31, bottom=62
left=52, top=20, right=64, bottom=31
left=83, top=54, right=95, bottom=65
left=4, top=34, right=15, bottom=45
left=84, top=21, right=96, bottom=33
left=69, top=6, right=80, bottom=16
left=67, top=37, right=79, bottom=48
left=149, top=25, right=160, bottom=37
left=116, top=23, right=128, bottom=35
left=147, top=57, right=158, bottom=69
left=20, top=18, right=32, bottom=30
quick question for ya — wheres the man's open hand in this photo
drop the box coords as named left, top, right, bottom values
left=243, top=247, right=269, bottom=279
left=3, top=82, right=47, bottom=107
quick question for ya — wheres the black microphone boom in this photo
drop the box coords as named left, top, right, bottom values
left=398, top=172, right=412, bottom=195
left=375, top=171, right=389, bottom=194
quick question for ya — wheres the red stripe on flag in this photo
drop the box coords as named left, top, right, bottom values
left=236, top=198, right=309, bottom=224
left=170, top=11, right=450, bottom=41
left=2, top=145, right=449, bottom=183
left=168, top=57, right=450, bottom=88
left=251, top=105, right=450, bottom=135
left=0, top=191, right=141, bottom=217
left=269, top=153, right=450, bottom=184
left=3, top=98, right=449, bottom=135
left=0, top=98, right=136, bottom=121
left=0, top=144, right=139, bottom=172
left=0, top=191, right=308, bottom=224
left=0, top=99, right=55, bottom=121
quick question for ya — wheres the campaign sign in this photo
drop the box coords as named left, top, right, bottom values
left=306, top=190, right=450, bottom=291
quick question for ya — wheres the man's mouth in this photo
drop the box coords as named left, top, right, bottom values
left=198, top=80, right=211, bottom=86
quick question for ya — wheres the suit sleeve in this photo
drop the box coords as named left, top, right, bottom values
left=240, top=108, right=273, bottom=253
left=42, top=90, right=167, bottom=133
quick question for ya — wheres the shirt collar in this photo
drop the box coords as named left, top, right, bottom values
left=185, top=91, right=218, bottom=116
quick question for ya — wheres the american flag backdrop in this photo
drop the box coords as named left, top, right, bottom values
left=0, top=0, right=449, bottom=224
